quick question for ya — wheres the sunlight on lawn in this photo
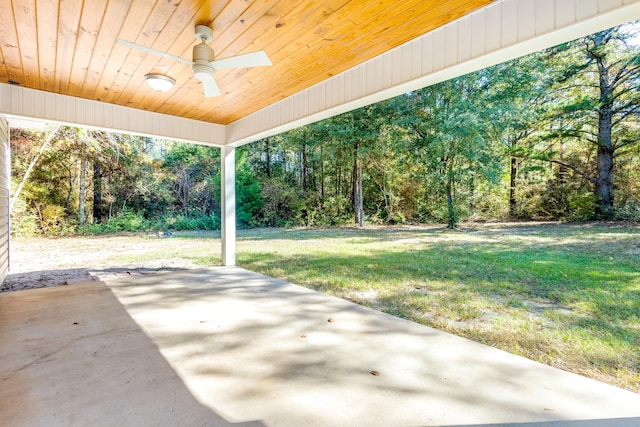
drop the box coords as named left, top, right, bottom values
left=236, top=223, right=640, bottom=392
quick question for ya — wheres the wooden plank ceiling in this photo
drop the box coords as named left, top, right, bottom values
left=1, top=0, right=492, bottom=125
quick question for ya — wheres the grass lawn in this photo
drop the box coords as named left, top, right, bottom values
left=227, top=222, right=639, bottom=392
left=8, top=221, right=640, bottom=392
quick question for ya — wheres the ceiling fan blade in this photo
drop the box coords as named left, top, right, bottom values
left=210, top=50, right=272, bottom=70
left=117, top=39, right=194, bottom=65
left=195, top=72, right=221, bottom=98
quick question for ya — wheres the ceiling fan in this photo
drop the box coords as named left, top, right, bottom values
left=117, top=25, right=272, bottom=98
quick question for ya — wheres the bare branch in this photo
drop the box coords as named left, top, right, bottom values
left=11, top=125, right=62, bottom=213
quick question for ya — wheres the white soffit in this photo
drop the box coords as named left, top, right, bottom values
left=226, top=0, right=640, bottom=147
left=0, top=85, right=226, bottom=146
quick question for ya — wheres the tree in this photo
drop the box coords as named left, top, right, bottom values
left=397, top=74, right=501, bottom=228
left=327, top=105, right=383, bottom=226
left=10, top=125, right=61, bottom=213
left=480, top=54, right=546, bottom=217
left=162, top=142, right=220, bottom=218
left=78, top=129, right=89, bottom=225
left=542, top=25, right=640, bottom=217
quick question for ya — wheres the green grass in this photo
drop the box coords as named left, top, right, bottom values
left=230, top=223, right=640, bottom=392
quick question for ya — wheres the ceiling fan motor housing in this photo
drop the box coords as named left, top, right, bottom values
left=192, top=42, right=215, bottom=80
left=193, top=43, right=214, bottom=63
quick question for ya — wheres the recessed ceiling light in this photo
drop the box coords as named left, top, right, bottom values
left=144, top=73, right=175, bottom=92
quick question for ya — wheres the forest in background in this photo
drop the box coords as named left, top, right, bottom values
left=9, top=24, right=640, bottom=236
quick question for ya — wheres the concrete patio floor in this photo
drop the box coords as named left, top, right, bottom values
left=1, top=267, right=640, bottom=426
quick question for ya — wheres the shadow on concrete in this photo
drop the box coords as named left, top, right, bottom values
left=3, top=265, right=640, bottom=426
left=0, top=279, right=265, bottom=426
left=102, top=267, right=640, bottom=426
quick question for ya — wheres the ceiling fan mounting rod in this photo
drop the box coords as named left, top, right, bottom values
left=195, top=25, right=213, bottom=43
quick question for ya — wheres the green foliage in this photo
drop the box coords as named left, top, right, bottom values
left=9, top=197, right=40, bottom=236
left=40, top=205, right=67, bottom=233
left=236, top=149, right=264, bottom=228
left=81, top=209, right=152, bottom=233
left=163, top=213, right=220, bottom=230
left=614, top=203, right=640, bottom=222
left=569, top=193, right=599, bottom=221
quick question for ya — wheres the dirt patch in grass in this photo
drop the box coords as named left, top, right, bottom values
left=1, top=232, right=213, bottom=292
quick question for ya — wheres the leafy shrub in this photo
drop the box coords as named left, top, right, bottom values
left=9, top=198, right=40, bottom=237
left=81, top=209, right=151, bottom=233
left=40, top=205, right=66, bottom=234
left=614, top=202, right=640, bottom=222
left=568, top=193, right=598, bottom=220
left=165, top=213, right=220, bottom=230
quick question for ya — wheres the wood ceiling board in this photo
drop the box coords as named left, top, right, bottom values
left=254, top=0, right=487, bottom=111
left=210, top=0, right=279, bottom=57
left=67, top=0, right=109, bottom=96
left=0, top=1, right=25, bottom=85
left=210, top=0, right=491, bottom=123
left=260, top=0, right=479, bottom=91
left=92, top=0, right=158, bottom=103
left=141, top=0, right=300, bottom=118
left=0, top=48, right=8, bottom=83
left=170, top=0, right=359, bottom=120
left=12, top=0, right=39, bottom=89
left=35, top=0, right=60, bottom=92
left=54, top=0, right=83, bottom=93
left=2, top=0, right=493, bottom=125
left=102, top=0, right=181, bottom=104
left=214, top=0, right=305, bottom=58
left=79, top=0, right=133, bottom=99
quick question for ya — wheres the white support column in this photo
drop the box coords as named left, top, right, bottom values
left=0, top=116, right=10, bottom=284
left=221, top=145, right=236, bottom=266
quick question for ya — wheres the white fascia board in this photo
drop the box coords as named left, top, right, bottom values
left=226, top=0, right=640, bottom=147
left=0, top=85, right=226, bottom=146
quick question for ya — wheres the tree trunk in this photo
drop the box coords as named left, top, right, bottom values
left=175, top=168, right=190, bottom=216
left=352, top=141, right=363, bottom=226
left=593, top=32, right=615, bottom=217
left=320, top=144, right=325, bottom=199
left=468, top=173, right=475, bottom=210
left=78, top=134, right=88, bottom=226
left=301, top=143, right=308, bottom=191
left=557, top=139, right=568, bottom=185
left=595, top=79, right=614, bottom=217
left=446, top=164, right=456, bottom=229
left=595, top=129, right=614, bottom=216
left=509, top=156, right=517, bottom=217
left=265, top=138, right=271, bottom=178
left=93, top=161, right=102, bottom=224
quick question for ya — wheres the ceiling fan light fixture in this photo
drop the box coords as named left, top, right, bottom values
left=120, top=25, right=272, bottom=98
left=144, top=73, right=175, bottom=92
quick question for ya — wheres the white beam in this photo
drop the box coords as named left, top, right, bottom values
left=0, top=85, right=226, bottom=147
left=226, top=0, right=640, bottom=146
left=221, top=145, right=236, bottom=266
left=0, top=116, right=10, bottom=284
